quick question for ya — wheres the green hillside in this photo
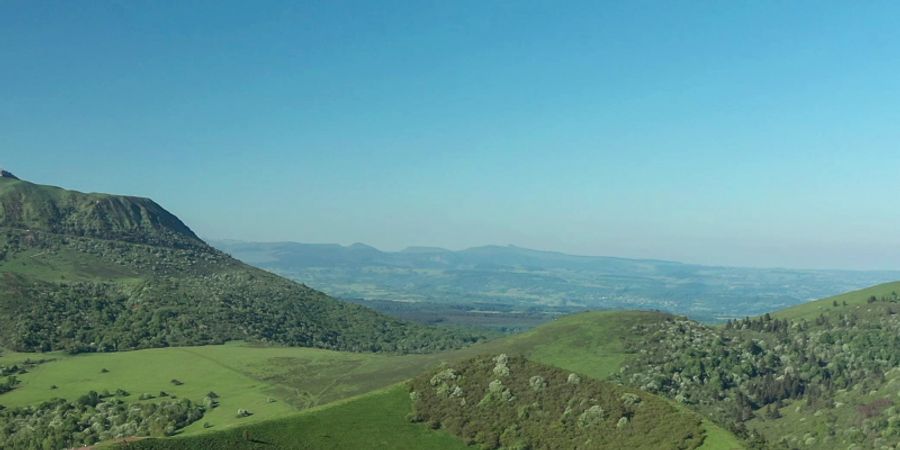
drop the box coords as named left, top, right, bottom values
left=0, top=175, right=476, bottom=354
left=773, top=280, right=900, bottom=321
left=616, top=296, right=900, bottom=448
left=123, top=385, right=471, bottom=450
left=409, top=354, right=705, bottom=449
left=0, top=312, right=669, bottom=432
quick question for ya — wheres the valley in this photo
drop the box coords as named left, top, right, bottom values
left=213, top=241, right=900, bottom=326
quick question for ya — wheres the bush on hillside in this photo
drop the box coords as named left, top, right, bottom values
left=409, top=354, right=704, bottom=450
left=0, top=392, right=206, bottom=449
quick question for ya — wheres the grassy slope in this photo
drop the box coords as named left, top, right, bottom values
left=498, top=310, right=652, bottom=379
left=0, top=342, right=442, bottom=434
left=699, top=422, right=745, bottom=450
left=1, top=310, right=743, bottom=449
left=1, top=344, right=297, bottom=432
left=773, top=280, right=900, bottom=321
left=0, top=245, right=139, bottom=282
left=124, top=385, right=471, bottom=450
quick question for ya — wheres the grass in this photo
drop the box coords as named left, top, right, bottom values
left=698, top=419, right=745, bottom=450
left=773, top=280, right=900, bottom=321
left=122, top=384, right=471, bottom=450
left=0, top=341, right=476, bottom=434
left=497, top=310, right=661, bottom=379
left=0, top=246, right=140, bottom=282
left=0, top=344, right=297, bottom=433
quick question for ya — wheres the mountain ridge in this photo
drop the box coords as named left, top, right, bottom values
left=0, top=175, right=203, bottom=249
left=212, top=239, right=900, bottom=272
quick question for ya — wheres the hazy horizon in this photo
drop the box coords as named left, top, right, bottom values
left=5, top=1, right=900, bottom=270
left=208, top=237, right=900, bottom=273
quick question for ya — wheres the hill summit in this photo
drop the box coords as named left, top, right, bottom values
left=0, top=177, right=475, bottom=354
left=0, top=175, right=203, bottom=249
left=0, top=169, right=18, bottom=179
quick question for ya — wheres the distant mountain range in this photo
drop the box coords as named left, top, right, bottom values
left=212, top=240, right=900, bottom=322
left=0, top=172, right=473, bottom=353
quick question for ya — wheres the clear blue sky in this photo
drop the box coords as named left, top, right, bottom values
left=3, top=1, right=900, bottom=270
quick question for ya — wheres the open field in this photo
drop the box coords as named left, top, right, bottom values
left=698, top=420, right=745, bottom=450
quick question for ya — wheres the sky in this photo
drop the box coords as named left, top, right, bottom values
left=3, top=1, right=900, bottom=270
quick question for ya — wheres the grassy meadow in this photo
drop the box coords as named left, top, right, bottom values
left=1, top=342, right=452, bottom=434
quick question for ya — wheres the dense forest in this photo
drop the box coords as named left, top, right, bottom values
left=615, top=295, right=900, bottom=449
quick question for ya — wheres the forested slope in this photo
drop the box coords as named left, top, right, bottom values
left=615, top=289, right=900, bottom=448
left=0, top=174, right=476, bottom=354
